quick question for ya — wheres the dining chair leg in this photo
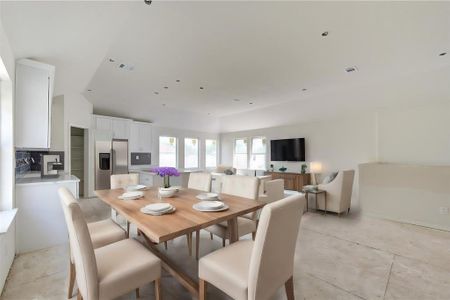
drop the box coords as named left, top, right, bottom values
left=164, top=241, right=168, bottom=250
left=222, top=238, right=226, bottom=247
left=126, top=221, right=130, bottom=238
left=252, top=231, right=256, bottom=241
left=199, top=279, right=207, bottom=300
left=209, top=233, right=213, bottom=240
left=186, top=233, right=192, bottom=256
left=67, top=259, right=76, bottom=299
left=155, top=278, right=161, bottom=300
left=77, top=293, right=83, bottom=300
left=135, top=288, right=140, bottom=298
left=285, top=276, right=295, bottom=300
left=195, top=230, right=200, bottom=260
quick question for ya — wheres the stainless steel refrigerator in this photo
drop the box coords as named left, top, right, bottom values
left=95, top=139, right=129, bottom=190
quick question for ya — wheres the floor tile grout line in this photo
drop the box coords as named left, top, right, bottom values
left=383, top=255, right=395, bottom=300
left=305, top=272, right=367, bottom=300
left=303, top=225, right=450, bottom=273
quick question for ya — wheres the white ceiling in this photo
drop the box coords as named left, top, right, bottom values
left=2, top=1, right=450, bottom=132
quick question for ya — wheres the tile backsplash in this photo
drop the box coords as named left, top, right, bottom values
left=15, top=150, right=64, bottom=178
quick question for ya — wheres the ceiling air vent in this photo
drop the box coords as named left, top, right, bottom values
left=345, top=66, right=358, bottom=73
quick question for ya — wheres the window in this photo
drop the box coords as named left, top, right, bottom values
left=250, top=137, right=267, bottom=170
left=233, top=138, right=248, bottom=169
left=184, top=138, right=199, bottom=169
left=205, top=139, right=217, bottom=168
left=159, top=136, right=177, bottom=167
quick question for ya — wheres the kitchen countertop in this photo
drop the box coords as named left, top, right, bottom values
left=130, top=168, right=204, bottom=174
left=16, top=173, right=80, bottom=186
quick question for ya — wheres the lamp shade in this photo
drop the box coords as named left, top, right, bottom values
left=310, top=162, right=322, bottom=173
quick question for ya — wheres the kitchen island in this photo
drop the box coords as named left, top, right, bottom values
left=15, top=173, right=79, bottom=253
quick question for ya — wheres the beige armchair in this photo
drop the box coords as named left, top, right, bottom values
left=199, top=194, right=304, bottom=300
left=60, top=188, right=127, bottom=299
left=59, top=187, right=161, bottom=300
left=257, top=175, right=272, bottom=195
left=317, top=170, right=355, bottom=214
left=204, top=176, right=259, bottom=251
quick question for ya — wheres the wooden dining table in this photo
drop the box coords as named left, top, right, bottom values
left=95, top=187, right=265, bottom=297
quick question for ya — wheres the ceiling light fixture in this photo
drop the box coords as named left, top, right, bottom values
left=108, top=58, right=115, bottom=63
left=162, top=103, right=166, bottom=107
left=345, top=66, right=358, bottom=73
left=439, top=52, right=447, bottom=56
left=302, top=88, right=307, bottom=92
left=321, top=31, right=329, bottom=37
left=87, top=89, right=92, bottom=92
left=154, top=92, right=159, bottom=95
left=249, top=102, right=254, bottom=105
left=164, top=86, right=168, bottom=89
left=176, top=79, right=180, bottom=82
left=144, top=0, right=152, bottom=5
left=233, top=99, right=240, bottom=102
left=199, top=87, right=204, bottom=90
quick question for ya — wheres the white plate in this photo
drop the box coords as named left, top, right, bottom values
left=198, top=200, right=223, bottom=209
left=196, top=193, right=219, bottom=201
left=119, top=191, right=144, bottom=200
left=126, top=184, right=147, bottom=191
left=193, top=203, right=229, bottom=212
left=142, top=203, right=172, bottom=212
left=141, top=206, right=176, bottom=216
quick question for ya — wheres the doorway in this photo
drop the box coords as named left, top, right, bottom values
left=70, top=127, right=86, bottom=197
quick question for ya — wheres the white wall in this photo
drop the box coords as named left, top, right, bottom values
left=378, top=101, right=450, bottom=166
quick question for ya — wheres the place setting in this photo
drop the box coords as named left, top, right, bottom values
left=140, top=202, right=176, bottom=216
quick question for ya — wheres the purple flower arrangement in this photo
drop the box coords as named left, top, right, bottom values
left=151, top=167, right=180, bottom=177
left=151, top=167, right=180, bottom=188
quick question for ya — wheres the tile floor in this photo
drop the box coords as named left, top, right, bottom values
left=2, top=197, right=450, bottom=300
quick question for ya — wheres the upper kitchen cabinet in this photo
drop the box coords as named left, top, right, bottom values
left=92, top=115, right=131, bottom=140
left=15, top=59, right=55, bottom=149
left=112, top=117, right=131, bottom=140
left=130, top=121, right=152, bottom=152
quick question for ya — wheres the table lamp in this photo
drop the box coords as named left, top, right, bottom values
left=310, top=162, right=322, bottom=185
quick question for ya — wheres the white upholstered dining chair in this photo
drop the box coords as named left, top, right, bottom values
left=110, top=173, right=140, bottom=236
left=204, top=175, right=259, bottom=249
left=59, top=187, right=161, bottom=300
left=59, top=188, right=127, bottom=299
left=199, top=194, right=304, bottom=300
left=188, top=172, right=212, bottom=192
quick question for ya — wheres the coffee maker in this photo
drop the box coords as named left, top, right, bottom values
left=41, top=154, right=63, bottom=178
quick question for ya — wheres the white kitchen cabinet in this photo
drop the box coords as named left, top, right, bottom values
left=94, top=115, right=112, bottom=131
left=112, top=118, right=131, bottom=139
left=15, top=176, right=79, bottom=254
left=15, top=59, right=55, bottom=149
left=130, top=121, right=152, bottom=152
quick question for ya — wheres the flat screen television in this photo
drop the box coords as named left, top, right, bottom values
left=270, top=138, right=305, bottom=161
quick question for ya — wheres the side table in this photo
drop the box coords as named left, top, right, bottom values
left=303, top=189, right=327, bottom=214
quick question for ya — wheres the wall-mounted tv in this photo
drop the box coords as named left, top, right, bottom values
left=270, top=138, right=305, bottom=162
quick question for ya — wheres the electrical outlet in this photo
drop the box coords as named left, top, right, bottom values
left=439, top=207, right=449, bottom=215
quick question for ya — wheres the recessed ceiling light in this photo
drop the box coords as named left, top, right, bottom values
left=154, top=92, right=159, bottom=95
left=345, top=66, right=358, bottom=73
left=439, top=52, right=447, bottom=56
left=119, top=63, right=134, bottom=71
left=249, top=102, right=254, bottom=105
left=162, top=103, right=166, bottom=107
left=144, top=0, right=152, bottom=5
left=233, top=99, right=240, bottom=102
left=108, top=58, right=115, bottom=63
left=199, top=87, right=204, bottom=90
left=302, top=88, right=307, bottom=92
left=87, top=89, right=92, bottom=92
left=176, top=79, right=180, bottom=82
left=164, top=86, right=168, bottom=89
left=321, top=31, right=329, bottom=37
